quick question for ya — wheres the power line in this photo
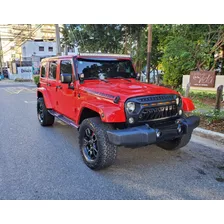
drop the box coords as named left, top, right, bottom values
left=3, top=25, right=43, bottom=56
left=1, top=25, right=32, bottom=49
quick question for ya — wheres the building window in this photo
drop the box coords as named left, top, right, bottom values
left=49, top=61, right=57, bottom=79
left=39, top=46, right=44, bottom=51
left=48, top=47, right=53, bottom=52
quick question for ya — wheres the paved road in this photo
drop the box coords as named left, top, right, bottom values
left=0, top=81, right=224, bottom=199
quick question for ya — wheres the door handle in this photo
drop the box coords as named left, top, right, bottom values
left=47, top=83, right=51, bottom=86
left=56, top=85, right=62, bottom=89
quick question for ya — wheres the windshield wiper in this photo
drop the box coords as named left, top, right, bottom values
left=84, top=77, right=108, bottom=83
left=110, top=76, right=132, bottom=82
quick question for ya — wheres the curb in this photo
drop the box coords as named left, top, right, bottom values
left=193, top=127, right=224, bottom=145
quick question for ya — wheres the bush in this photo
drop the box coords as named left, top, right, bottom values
left=174, top=87, right=185, bottom=95
left=33, top=75, right=40, bottom=85
left=189, top=91, right=216, bottom=100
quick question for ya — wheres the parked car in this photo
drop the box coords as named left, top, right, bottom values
left=140, top=69, right=163, bottom=83
left=37, top=53, right=200, bottom=170
left=0, top=73, right=4, bottom=80
left=2, top=67, right=9, bottom=78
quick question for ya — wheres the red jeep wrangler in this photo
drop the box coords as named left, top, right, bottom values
left=37, top=53, right=200, bottom=170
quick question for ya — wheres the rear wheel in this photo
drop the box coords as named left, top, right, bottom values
left=156, top=132, right=192, bottom=151
left=37, top=97, right=54, bottom=126
left=79, top=117, right=117, bottom=170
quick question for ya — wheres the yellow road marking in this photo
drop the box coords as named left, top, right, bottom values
left=4, top=88, right=15, bottom=94
left=4, top=87, right=36, bottom=94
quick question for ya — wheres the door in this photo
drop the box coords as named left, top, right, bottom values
left=56, top=59, right=77, bottom=121
left=47, top=60, right=58, bottom=109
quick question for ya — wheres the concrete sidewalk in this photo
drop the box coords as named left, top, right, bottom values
left=0, top=79, right=36, bottom=87
left=193, top=127, right=224, bottom=145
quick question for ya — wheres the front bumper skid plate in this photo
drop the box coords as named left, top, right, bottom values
left=107, top=116, right=200, bottom=146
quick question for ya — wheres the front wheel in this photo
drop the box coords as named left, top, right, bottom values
left=79, top=117, right=117, bottom=170
left=156, top=132, right=192, bottom=151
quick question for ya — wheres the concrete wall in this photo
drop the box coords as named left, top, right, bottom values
left=8, top=73, right=33, bottom=80
left=8, top=66, right=33, bottom=80
left=182, top=75, right=224, bottom=91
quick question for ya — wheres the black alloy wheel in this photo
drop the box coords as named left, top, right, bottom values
left=82, top=128, right=99, bottom=162
left=37, top=102, right=44, bottom=124
left=79, top=117, right=117, bottom=170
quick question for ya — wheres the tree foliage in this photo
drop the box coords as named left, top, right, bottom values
left=61, top=24, right=224, bottom=85
left=162, top=36, right=195, bottom=87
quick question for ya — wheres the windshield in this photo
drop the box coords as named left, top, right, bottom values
left=77, top=58, right=136, bottom=80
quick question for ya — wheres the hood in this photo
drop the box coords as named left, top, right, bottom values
left=80, top=79, right=179, bottom=102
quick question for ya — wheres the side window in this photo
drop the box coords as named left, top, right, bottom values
left=49, top=61, right=57, bottom=79
left=60, top=60, right=73, bottom=74
left=40, top=62, right=46, bottom=77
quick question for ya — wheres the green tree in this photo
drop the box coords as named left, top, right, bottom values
left=162, top=36, right=195, bottom=87
left=161, top=24, right=224, bottom=87
left=61, top=24, right=224, bottom=82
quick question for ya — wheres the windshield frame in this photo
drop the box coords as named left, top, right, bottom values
left=75, top=57, right=136, bottom=81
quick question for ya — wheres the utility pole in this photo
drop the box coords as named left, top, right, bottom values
left=55, top=24, right=61, bottom=56
left=64, top=45, right=68, bottom=55
left=0, top=33, right=3, bottom=74
left=146, top=24, right=152, bottom=83
left=63, top=25, right=68, bottom=55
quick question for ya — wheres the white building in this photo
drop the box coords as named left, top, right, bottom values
left=21, top=40, right=57, bottom=61
left=20, top=40, right=57, bottom=75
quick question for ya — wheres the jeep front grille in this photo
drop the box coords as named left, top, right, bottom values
left=138, top=104, right=178, bottom=121
left=137, top=95, right=175, bottom=103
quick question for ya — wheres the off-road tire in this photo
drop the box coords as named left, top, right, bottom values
left=37, top=97, right=54, bottom=126
left=156, top=132, right=192, bottom=151
left=79, top=117, right=117, bottom=170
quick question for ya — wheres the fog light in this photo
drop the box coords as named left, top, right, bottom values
left=156, top=129, right=161, bottom=137
left=179, top=109, right=183, bottom=115
left=177, top=124, right=182, bottom=133
left=129, top=117, right=134, bottom=124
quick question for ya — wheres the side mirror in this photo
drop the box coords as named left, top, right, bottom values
left=79, top=73, right=85, bottom=84
left=61, top=73, right=72, bottom=83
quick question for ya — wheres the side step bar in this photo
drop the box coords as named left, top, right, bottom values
left=48, top=110, right=79, bottom=129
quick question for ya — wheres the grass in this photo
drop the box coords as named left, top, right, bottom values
left=174, top=87, right=217, bottom=98
left=193, top=99, right=212, bottom=110
left=189, top=91, right=216, bottom=100
left=192, top=109, right=224, bottom=122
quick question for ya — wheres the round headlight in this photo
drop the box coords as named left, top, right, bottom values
left=126, top=102, right=136, bottom=113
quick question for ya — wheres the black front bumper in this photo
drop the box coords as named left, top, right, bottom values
left=107, top=116, right=200, bottom=146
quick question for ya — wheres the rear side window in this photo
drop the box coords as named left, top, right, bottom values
left=49, top=61, right=57, bottom=79
left=60, top=60, right=73, bottom=74
left=40, top=62, right=46, bottom=77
